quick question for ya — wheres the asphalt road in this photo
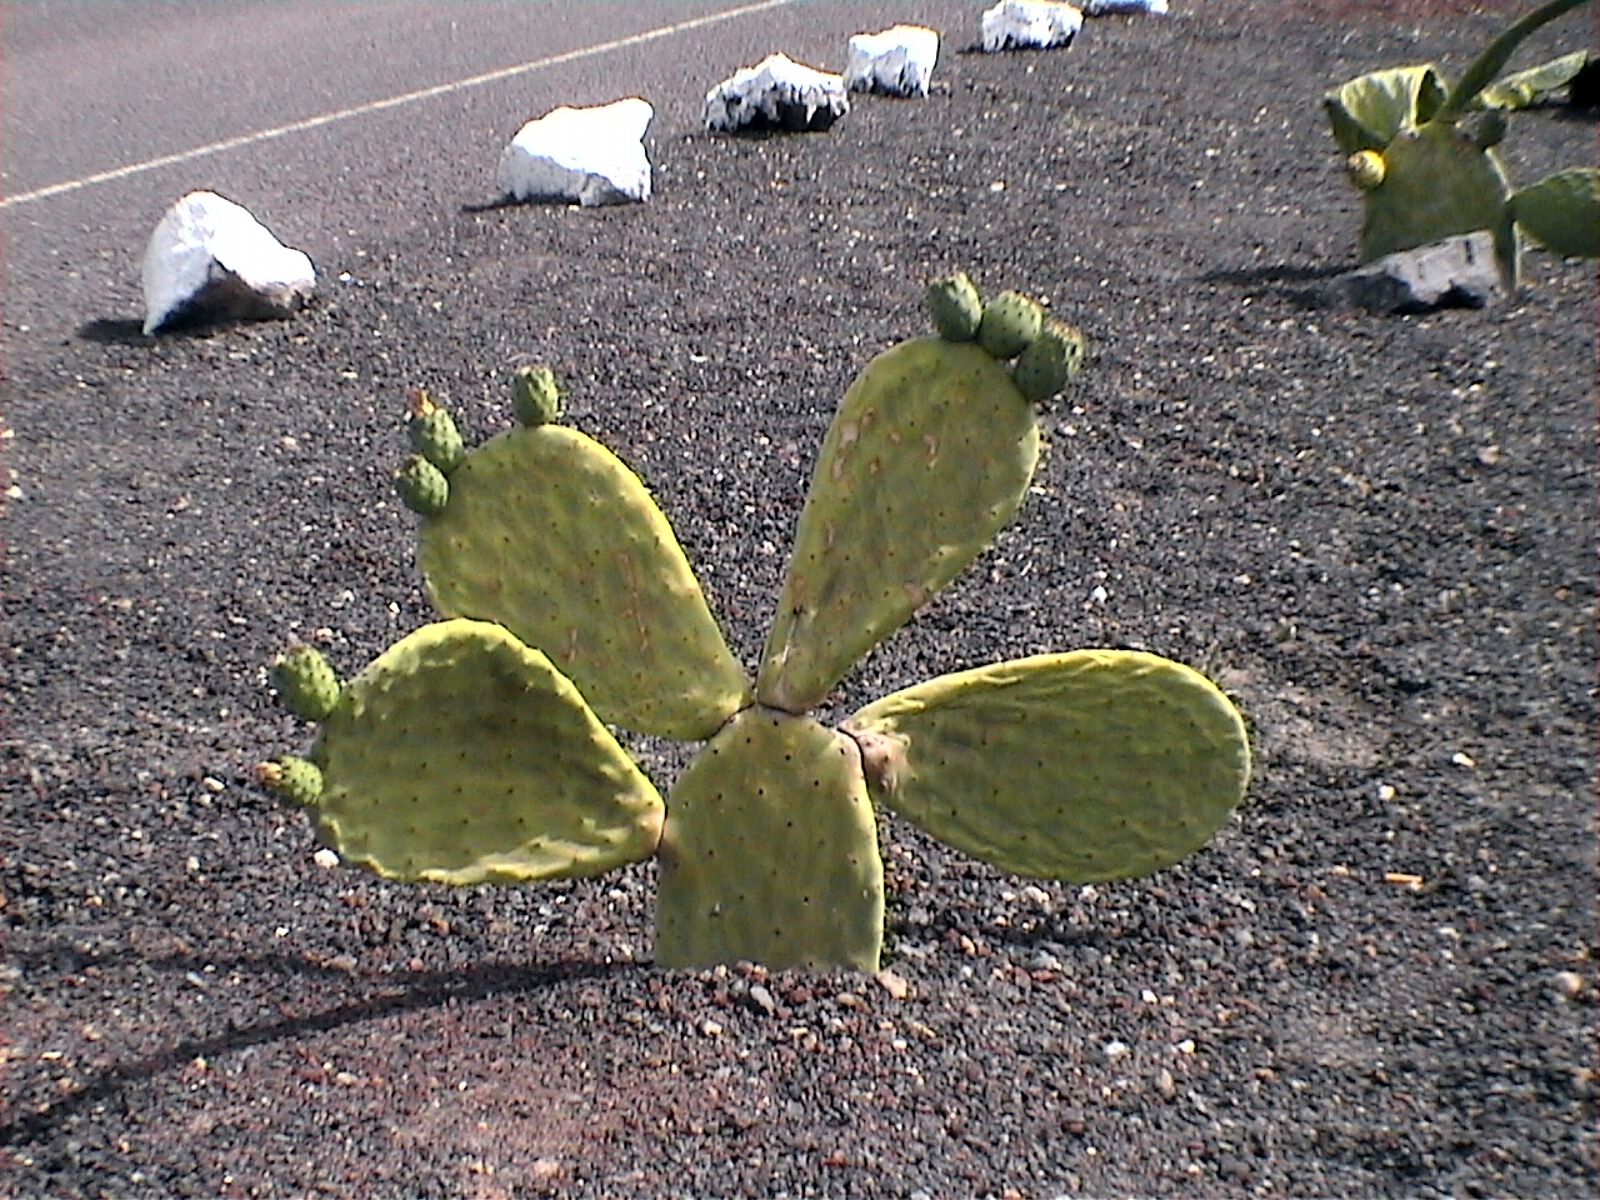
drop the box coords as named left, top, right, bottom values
left=1, top=0, right=950, bottom=338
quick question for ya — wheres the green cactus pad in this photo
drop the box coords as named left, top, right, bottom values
left=1324, top=66, right=1448, bottom=155
left=512, top=365, right=563, bottom=426
left=309, top=619, right=664, bottom=885
left=1356, top=121, right=1518, bottom=284
left=757, top=338, right=1040, bottom=713
left=257, top=756, right=324, bottom=807
left=1475, top=51, right=1590, bottom=110
left=418, top=423, right=750, bottom=741
left=1511, top=168, right=1600, bottom=258
left=1440, top=0, right=1592, bottom=120
left=925, top=273, right=984, bottom=342
left=655, top=709, right=884, bottom=971
left=976, top=291, right=1044, bottom=361
left=395, top=454, right=450, bottom=516
left=408, top=391, right=465, bottom=475
left=843, top=650, right=1251, bottom=883
left=1012, top=319, right=1086, bottom=403
left=274, top=644, right=341, bottom=721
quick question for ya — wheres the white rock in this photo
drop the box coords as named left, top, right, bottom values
left=845, top=25, right=940, bottom=98
left=1083, top=0, right=1168, bottom=14
left=981, top=0, right=1084, bottom=52
left=141, top=191, right=315, bottom=335
left=704, top=53, right=849, bottom=133
left=496, top=98, right=654, bottom=207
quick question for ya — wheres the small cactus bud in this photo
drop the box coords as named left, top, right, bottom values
left=407, top=389, right=465, bottom=475
left=256, top=756, right=324, bottom=806
left=274, top=645, right=341, bottom=721
left=511, top=365, right=563, bottom=426
left=1012, top=319, right=1087, bottom=403
left=925, top=272, right=984, bottom=341
left=976, top=291, right=1044, bottom=360
left=1346, top=149, right=1386, bottom=190
left=395, top=454, right=449, bottom=516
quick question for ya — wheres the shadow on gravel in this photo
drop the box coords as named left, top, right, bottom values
left=1201, top=262, right=1349, bottom=308
left=0, top=955, right=627, bottom=1150
left=75, top=318, right=147, bottom=345
left=76, top=316, right=242, bottom=344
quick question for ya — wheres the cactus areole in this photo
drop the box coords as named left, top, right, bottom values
left=262, top=274, right=1252, bottom=973
left=1323, top=0, right=1598, bottom=287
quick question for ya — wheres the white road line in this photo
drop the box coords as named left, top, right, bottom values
left=0, top=0, right=794, bottom=211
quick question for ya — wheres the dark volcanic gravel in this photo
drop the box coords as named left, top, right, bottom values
left=3, top=2, right=1597, bottom=1197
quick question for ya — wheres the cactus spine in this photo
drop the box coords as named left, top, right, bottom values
left=265, top=274, right=1250, bottom=973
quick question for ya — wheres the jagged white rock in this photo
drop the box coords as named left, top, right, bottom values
left=140, top=191, right=315, bottom=335
left=845, top=25, right=940, bottom=98
left=1083, top=0, right=1168, bottom=13
left=496, top=98, right=654, bottom=207
left=703, top=53, right=849, bottom=133
left=981, top=0, right=1084, bottom=52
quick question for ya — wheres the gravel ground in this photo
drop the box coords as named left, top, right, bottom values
left=3, top=2, right=1596, bottom=1197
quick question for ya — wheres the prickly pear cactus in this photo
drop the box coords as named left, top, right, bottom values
left=1323, top=0, right=1598, bottom=286
left=263, top=273, right=1250, bottom=974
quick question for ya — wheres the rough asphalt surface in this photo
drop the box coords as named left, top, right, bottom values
left=3, top=0, right=1596, bottom=1196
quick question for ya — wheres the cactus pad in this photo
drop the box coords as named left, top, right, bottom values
left=408, top=391, right=465, bottom=475
left=925, top=273, right=984, bottom=341
left=1012, top=319, right=1086, bottom=403
left=309, top=619, right=664, bottom=885
left=1475, top=50, right=1589, bottom=111
left=395, top=454, right=450, bottom=516
left=843, top=650, right=1251, bottom=882
left=1511, top=168, right=1600, bottom=258
left=976, top=291, right=1044, bottom=360
left=1356, top=122, right=1517, bottom=284
left=274, top=645, right=341, bottom=721
left=419, top=423, right=750, bottom=741
left=655, top=708, right=884, bottom=971
left=1324, top=66, right=1447, bottom=155
left=512, top=366, right=563, bottom=427
left=757, top=338, right=1040, bottom=712
left=257, top=755, right=324, bottom=807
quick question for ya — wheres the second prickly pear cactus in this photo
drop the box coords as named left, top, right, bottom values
left=1324, top=0, right=1599, bottom=286
left=262, top=272, right=1250, bottom=974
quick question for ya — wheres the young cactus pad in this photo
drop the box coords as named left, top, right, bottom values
left=843, top=651, right=1251, bottom=882
left=655, top=708, right=885, bottom=971
left=294, top=619, right=664, bottom=885
left=1323, top=0, right=1598, bottom=285
left=417, top=421, right=750, bottom=741
left=757, top=338, right=1041, bottom=713
left=266, top=273, right=1250, bottom=973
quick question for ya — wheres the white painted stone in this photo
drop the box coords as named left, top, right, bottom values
left=1083, top=0, right=1168, bottom=14
left=140, top=191, right=315, bottom=335
left=1335, top=232, right=1507, bottom=314
left=703, top=53, right=849, bottom=133
left=981, top=0, right=1084, bottom=52
left=845, top=25, right=940, bottom=98
left=496, top=98, right=654, bottom=207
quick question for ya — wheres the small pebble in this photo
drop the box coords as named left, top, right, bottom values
left=747, top=984, right=777, bottom=1015
left=1553, top=970, right=1585, bottom=999
left=876, top=970, right=910, bottom=1000
left=313, top=848, right=340, bottom=869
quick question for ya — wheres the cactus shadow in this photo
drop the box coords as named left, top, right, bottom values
left=0, top=950, right=626, bottom=1151
left=1199, top=262, right=1350, bottom=309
